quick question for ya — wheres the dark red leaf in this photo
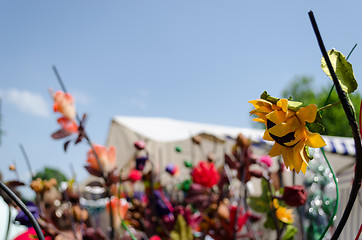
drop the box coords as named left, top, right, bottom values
left=224, top=154, right=238, bottom=169
left=75, top=133, right=84, bottom=144
left=84, top=165, right=103, bottom=177
left=51, top=129, right=72, bottom=139
left=6, top=180, right=25, bottom=188
left=64, top=140, right=71, bottom=152
left=105, top=169, right=120, bottom=186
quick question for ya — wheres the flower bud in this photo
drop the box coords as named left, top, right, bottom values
left=134, top=140, right=146, bottom=150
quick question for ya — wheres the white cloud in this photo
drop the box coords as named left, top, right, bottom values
left=4, top=89, right=50, bottom=118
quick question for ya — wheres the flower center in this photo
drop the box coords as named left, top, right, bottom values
left=267, top=119, right=299, bottom=147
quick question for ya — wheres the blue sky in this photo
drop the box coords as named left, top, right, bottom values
left=1, top=1, right=362, bottom=183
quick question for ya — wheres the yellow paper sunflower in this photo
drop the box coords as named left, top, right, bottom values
left=273, top=199, right=294, bottom=224
left=249, top=97, right=326, bottom=174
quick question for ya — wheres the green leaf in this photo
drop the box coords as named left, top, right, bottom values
left=170, top=215, right=193, bottom=240
left=247, top=179, right=271, bottom=213
left=321, top=49, right=358, bottom=94
left=248, top=196, right=270, bottom=213
left=260, top=91, right=303, bottom=112
left=264, top=212, right=283, bottom=230
left=306, top=122, right=325, bottom=134
left=282, top=225, right=298, bottom=240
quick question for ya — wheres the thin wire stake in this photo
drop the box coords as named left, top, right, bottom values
left=0, top=180, right=45, bottom=240
left=19, top=144, right=34, bottom=179
left=309, top=11, right=362, bottom=240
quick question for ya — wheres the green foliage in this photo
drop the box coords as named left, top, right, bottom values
left=248, top=179, right=270, bottom=213
left=33, top=166, right=68, bottom=182
left=170, top=215, right=193, bottom=240
left=282, top=76, right=361, bottom=137
left=282, top=225, right=298, bottom=240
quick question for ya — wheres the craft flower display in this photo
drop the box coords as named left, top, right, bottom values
left=249, top=96, right=326, bottom=174
left=86, top=144, right=116, bottom=173
left=52, top=90, right=76, bottom=120
left=191, top=161, right=220, bottom=188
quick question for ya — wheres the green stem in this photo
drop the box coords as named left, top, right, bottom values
left=317, top=101, right=341, bottom=112
left=318, top=148, right=339, bottom=240
left=121, top=220, right=137, bottom=240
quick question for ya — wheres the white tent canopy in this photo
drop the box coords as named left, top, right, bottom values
left=106, top=116, right=356, bottom=175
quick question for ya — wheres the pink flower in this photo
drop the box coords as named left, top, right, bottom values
left=52, top=90, right=76, bottom=120
left=134, top=140, right=146, bottom=150
left=191, top=161, right=220, bottom=188
left=86, top=144, right=116, bottom=173
left=259, top=155, right=272, bottom=168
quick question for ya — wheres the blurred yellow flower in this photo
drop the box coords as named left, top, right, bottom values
left=273, top=199, right=294, bottom=224
left=249, top=98, right=326, bottom=174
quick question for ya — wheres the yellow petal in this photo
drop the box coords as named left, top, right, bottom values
left=277, top=99, right=289, bottom=112
left=296, top=104, right=317, bottom=123
left=281, top=148, right=293, bottom=169
left=248, top=99, right=272, bottom=108
left=305, top=130, right=326, bottom=148
left=263, top=130, right=274, bottom=141
left=252, top=117, right=266, bottom=123
left=268, top=143, right=283, bottom=157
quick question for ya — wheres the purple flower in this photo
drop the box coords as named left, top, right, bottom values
left=136, top=156, right=148, bottom=171
left=15, top=202, right=39, bottom=227
left=166, top=164, right=179, bottom=176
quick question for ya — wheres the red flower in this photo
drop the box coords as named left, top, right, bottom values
left=149, top=236, right=161, bottom=240
left=14, top=227, right=52, bottom=240
left=128, top=169, right=142, bottom=182
left=191, top=161, right=220, bottom=188
left=229, top=206, right=250, bottom=232
left=282, top=185, right=307, bottom=207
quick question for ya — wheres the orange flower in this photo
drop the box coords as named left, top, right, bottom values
left=106, top=197, right=129, bottom=227
left=86, top=144, right=116, bottom=173
left=53, top=90, right=76, bottom=120
left=57, top=117, right=78, bottom=133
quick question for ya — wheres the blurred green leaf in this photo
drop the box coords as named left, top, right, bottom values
left=170, top=215, right=193, bottom=240
left=282, top=225, right=298, bottom=240
left=248, top=179, right=270, bottom=213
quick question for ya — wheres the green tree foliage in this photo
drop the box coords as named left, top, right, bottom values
left=34, top=167, right=68, bottom=182
left=282, top=76, right=361, bottom=137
